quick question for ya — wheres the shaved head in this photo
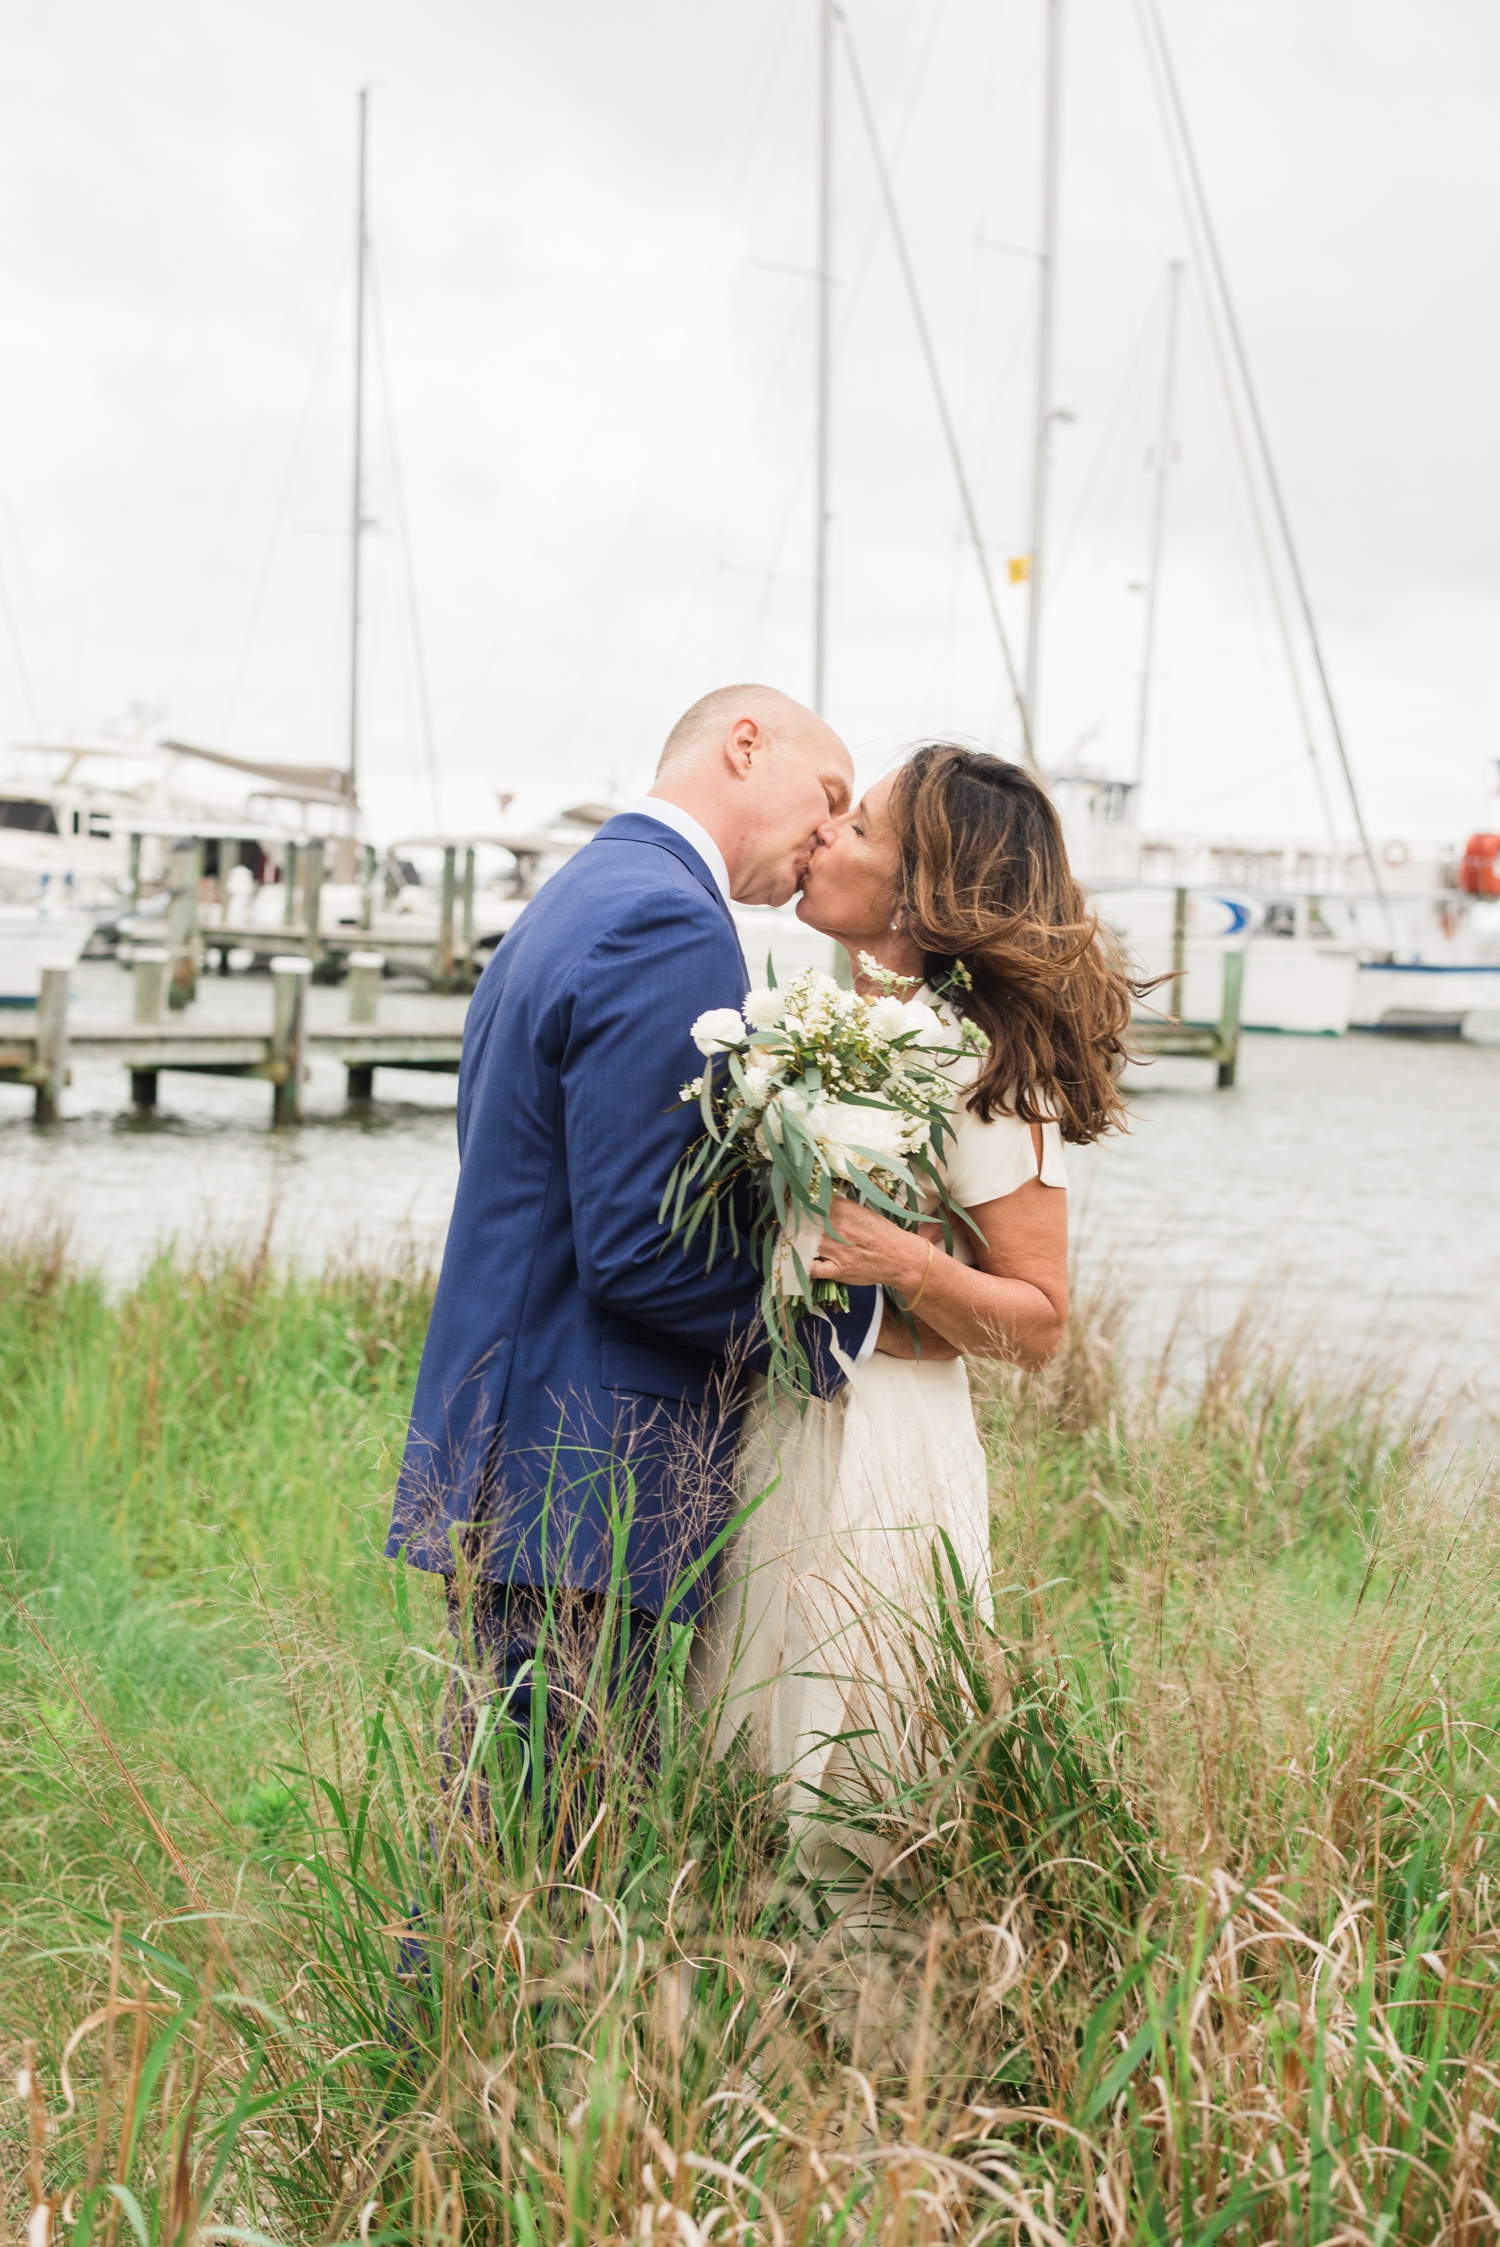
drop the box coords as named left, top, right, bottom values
left=657, top=683, right=815, bottom=772
left=646, top=680, right=854, bottom=906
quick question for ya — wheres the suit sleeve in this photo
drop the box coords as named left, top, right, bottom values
left=562, top=888, right=874, bottom=1377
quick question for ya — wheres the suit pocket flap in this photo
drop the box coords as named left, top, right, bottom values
left=600, top=1335, right=710, bottom=1403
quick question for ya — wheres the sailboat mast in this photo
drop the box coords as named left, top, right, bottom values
left=1024, top=0, right=1064, bottom=763
left=1134, top=260, right=1183, bottom=789
left=1137, top=0, right=1392, bottom=938
left=347, top=87, right=369, bottom=804
left=812, top=0, right=834, bottom=717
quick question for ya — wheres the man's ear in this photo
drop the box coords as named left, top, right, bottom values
left=722, top=718, right=762, bottom=779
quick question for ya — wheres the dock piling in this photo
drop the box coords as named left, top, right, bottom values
left=167, top=840, right=203, bottom=1012
left=358, top=843, right=377, bottom=932
left=1169, top=886, right=1188, bottom=1023
left=345, top=950, right=384, bottom=1097
left=282, top=841, right=302, bottom=929
left=130, top=948, right=168, bottom=1103
left=1216, top=949, right=1245, bottom=1089
left=346, top=951, right=384, bottom=1024
left=33, top=966, right=70, bottom=1124
left=270, top=955, right=313, bottom=1127
left=132, top=947, right=169, bottom=1025
left=436, top=846, right=458, bottom=983
left=302, top=839, right=326, bottom=970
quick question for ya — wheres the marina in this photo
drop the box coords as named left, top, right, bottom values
left=2, top=958, right=1495, bottom=1415
left=4, top=7, right=1500, bottom=2234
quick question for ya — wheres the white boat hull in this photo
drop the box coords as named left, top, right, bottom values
left=1098, top=887, right=1357, bottom=1034
left=0, top=910, right=94, bottom=1002
left=1352, top=961, right=1500, bottom=1033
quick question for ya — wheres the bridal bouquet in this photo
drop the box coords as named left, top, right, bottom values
left=661, top=957, right=985, bottom=1406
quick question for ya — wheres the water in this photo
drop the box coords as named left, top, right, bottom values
left=3, top=962, right=1496, bottom=1411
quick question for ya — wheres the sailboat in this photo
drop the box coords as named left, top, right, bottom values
left=806, top=3, right=1492, bottom=1040
left=1020, top=3, right=1498, bottom=1040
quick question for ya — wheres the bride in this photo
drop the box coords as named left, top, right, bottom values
left=691, top=743, right=1136, bottom=1861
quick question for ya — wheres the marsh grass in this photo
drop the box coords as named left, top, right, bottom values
left=2, top=1232, right=1498, bottom=2243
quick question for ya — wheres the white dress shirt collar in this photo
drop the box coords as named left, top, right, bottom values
left=622, top=795, right=732, bottom=905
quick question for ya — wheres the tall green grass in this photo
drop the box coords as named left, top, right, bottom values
left=2, top=1233, right=1498, bottom=2244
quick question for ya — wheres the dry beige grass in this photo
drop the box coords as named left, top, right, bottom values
left=3, top=1244, right=1499, bottom=2242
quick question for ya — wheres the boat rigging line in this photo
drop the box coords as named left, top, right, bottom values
left=1024, top=0, right=1065, bottom=765
left=1128, top=40, right=1342, bottom=856
left=813, top=0, right=834, bottom=718
left=1134, top=258, right=1183, bottom=790
left=834, top=5, right=1036, bottom=769
left=0, top=544, right=43, bottom=740
left=347, top=87, right=370, bottom=810
left=368, top=241, right=445, bottom=836
left=1134, top=0, right=1392, bottom=938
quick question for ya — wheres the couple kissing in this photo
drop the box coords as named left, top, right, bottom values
left=388, top=682, right=1135, bottom=1856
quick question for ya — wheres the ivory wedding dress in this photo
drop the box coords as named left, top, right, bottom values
left=690, top=991, right=1068, bottom=1859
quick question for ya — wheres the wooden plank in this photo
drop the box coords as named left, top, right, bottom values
left=309, top=1033, right=464, bottom=1064
left=73, top=1034, right=272, bottom=1066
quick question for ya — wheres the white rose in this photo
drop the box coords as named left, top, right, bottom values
left=690, top=1006, right=748, bottom=1056
left=866, top=994, right=908, bottom=1038
left=742, top=985, right=783, bottom=1030
left=900, top=1000, right=947, bottom=1047
left=812, top=1098, right=909, bottom=1177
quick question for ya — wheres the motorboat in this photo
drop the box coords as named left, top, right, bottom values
left=1093, top=882, right=1358, bottom=1035
left=0, top=901, right=95, bottom=1004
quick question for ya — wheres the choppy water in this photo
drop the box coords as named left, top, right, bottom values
left=3, top=961, right=1496, bottom=1412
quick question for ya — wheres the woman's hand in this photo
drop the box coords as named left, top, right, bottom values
left=811, top=1183, right=1068, bottom=1372
left=808, top=1196, right=932, bottom=1299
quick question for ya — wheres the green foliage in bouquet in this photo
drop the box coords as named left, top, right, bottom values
left=659, top=955, right=986, bottom=1408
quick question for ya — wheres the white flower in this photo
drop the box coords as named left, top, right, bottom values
left=866, top=994, right=908, bottom=1039
left=740, top=1061, right=777, bottom=1109
left=678, top=1075, right=704, bottom=1102
left=690, top=1006, right=748, bottom=1056
left=810, top=1098, right=912, bottom=1177
left=900, top=1000, right=947, bottom=1048
left=742, top=985, right=783, bottom=1030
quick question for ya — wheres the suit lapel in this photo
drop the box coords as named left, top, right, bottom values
left=591, top=814, right=741, bottom=944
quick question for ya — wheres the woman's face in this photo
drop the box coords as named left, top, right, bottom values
left=796, top=770, right=903, bottom=944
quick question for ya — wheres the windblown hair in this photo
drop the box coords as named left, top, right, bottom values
left=887, top=743, right=1142, bottom=1144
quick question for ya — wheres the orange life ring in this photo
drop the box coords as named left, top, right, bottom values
left=1381, top=839, right=1409, bottom=869
left=1459, top=834, right=1500, bottom=898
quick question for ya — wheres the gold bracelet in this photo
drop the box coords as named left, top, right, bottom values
left=897, top=1240, right=935, bottom=1315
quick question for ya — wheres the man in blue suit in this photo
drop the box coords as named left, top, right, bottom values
left=388, top=684, right=881, bottom=1774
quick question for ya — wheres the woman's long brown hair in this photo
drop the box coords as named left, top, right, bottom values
left=887, top=743, right=1142, bottom=1144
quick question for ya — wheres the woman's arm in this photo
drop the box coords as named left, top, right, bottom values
left=808, top=1131, right=1069, bottom=1370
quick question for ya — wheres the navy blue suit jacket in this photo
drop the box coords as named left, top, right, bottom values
left=387, top=812, right=875, bottom=1619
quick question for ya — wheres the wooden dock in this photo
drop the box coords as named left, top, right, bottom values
left=142, top=833, right=491, bottom=1003
left=1128, top=938, right=1245, bottom=1088
left=0, top=956, right=464, bottom=1125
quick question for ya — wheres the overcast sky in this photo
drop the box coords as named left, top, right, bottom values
left=0, top=0, right=1495, bottom=845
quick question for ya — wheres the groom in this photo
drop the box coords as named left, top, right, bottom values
left=387, top=684, right=880, bottom=1763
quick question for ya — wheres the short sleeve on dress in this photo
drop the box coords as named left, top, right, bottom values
left=942, top=1094, right=1068, bottom=1206
left=919, top=989, right=1069, bottom=1207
